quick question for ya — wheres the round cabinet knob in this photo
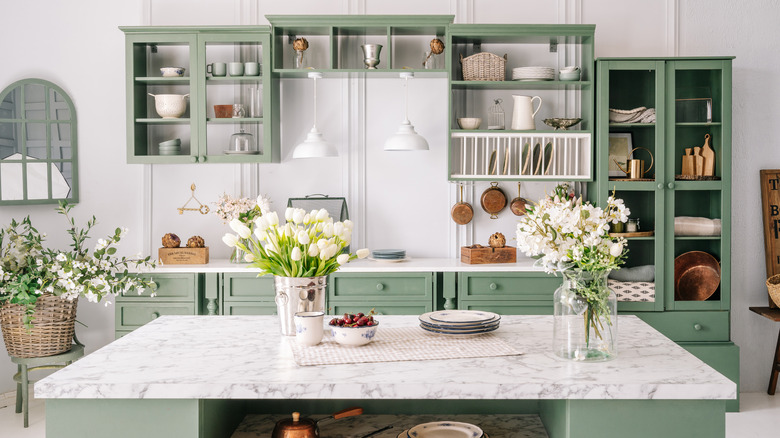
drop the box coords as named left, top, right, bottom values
left=151, top=311, right=161, bottom=319
left=657, top=183, right=664, bottom=190
left=489, top=283, right=498, bottom=290
left=667, top=182, right=675, bottom=190
left=376, top=283, right=384, bottom=291
left=200, top=155, right=207, bottom=163
left=191, top=156, right=198, bottom=163
left=693, top=323, right=702, bottom=331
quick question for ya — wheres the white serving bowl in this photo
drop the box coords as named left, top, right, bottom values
left=330, top=321, right=379, bottom=347
left=457, top=117, right=482, bottom=130
left=160, top=67, right=186, bottom=77
left=148, top=93, right=189, bottom=119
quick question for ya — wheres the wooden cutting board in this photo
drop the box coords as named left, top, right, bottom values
left=761, top=170, right=780, bottom=307
left=702, top=134, right=715, bottom=176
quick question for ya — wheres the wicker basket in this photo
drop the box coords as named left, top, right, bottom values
left=460, top=52, right=507, bottom=81
left=767, top=274, right=780, bottom=308
left=1, top=294, right=78, bottom=358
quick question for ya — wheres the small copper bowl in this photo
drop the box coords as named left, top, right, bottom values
left=674, top=251, right=721, bottom=301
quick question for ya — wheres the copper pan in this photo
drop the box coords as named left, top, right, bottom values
left=674, top=251, right=721, bottom=301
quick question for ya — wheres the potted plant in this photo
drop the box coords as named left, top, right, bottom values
left=0, top=202, right=156, bottom=357
left=222, top=204, right=368, bottom=335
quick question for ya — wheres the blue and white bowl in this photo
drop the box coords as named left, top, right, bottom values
left=160, top=67, right=186, bottom=77
left=330, top=320, right=379, bottom=347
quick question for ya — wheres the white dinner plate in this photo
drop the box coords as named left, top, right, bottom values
left=399, top=430, right=490, bottom=438
left=419, top=312, right=501, bottom=329
left=367, top=257, right=409, bottom=263
left=407, top=421, right=484, bottom=438
left=419, top=324, right=499, bottom=336
left=419, top=320, right=499, bottom=331
left=428, top=310, right=499, bottom=324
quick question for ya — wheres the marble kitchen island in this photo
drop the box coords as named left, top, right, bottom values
left=36, top=315, right=735, bottom=438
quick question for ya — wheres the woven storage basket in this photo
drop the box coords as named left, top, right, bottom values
left=1, top=294, right=78, bottom=358
left=460, top=52, right=507, bottom=81
left=767, top=274, right=780, bottom=308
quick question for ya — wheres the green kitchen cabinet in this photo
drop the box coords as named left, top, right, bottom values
left=220, top=272, right=276, bottom=316
left=115, top=273, right=202, bottom=334
left=121, top=26, right=278, bottom=164
left=446, top=24, right=595, bottom=182
left=327, top=272, right=435, bottom=315
left=457, top=272, right=558, bottom=313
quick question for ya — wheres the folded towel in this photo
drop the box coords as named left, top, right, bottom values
left=609, top=265, right=655, bottom=282
left=674, top=216, right=722, bottom=236
left=609, top=107, right=656, bottom=123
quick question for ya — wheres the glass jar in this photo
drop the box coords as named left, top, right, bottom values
left=294, top=49, right=306, bottom=69
left=553, top=269, right=617, bottom=361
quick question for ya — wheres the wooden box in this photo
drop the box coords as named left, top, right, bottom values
left=461, top=245, right=516, bottom=264
left=158, top=247, right=209, bottom=265
left=761, top=170, right=780, bottom=307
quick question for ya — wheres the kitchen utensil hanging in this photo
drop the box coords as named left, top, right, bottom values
left=480, top=182, right=507, bottom=219
left=451, top=183, right=474, bottom=225
left=510, top=182, right=528, bottom=216
left=177, top=183, right=210, bottom=215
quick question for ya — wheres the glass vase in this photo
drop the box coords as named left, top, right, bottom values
left=230, top=247, right=246, bottom=263
left=553, top=269, right=617, bottom=361
left=294, top=49, right=306, bottom=69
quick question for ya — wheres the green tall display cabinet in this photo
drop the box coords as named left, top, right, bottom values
left=121, top=26, right=279, bottom=164
left=595, top=57, right=737, bottom=410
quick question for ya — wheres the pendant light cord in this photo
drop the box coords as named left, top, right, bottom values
left=403, top=75, right=409, bottom=123
left=313, top=75, right=318, bottom=128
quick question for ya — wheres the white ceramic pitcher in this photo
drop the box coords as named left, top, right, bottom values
left=511, top=95, right=542, bottom=130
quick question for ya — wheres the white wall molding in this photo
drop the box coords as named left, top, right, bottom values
left=450, top=0, right=473, bottom=24
left=666, top=0, right=679, bottom=56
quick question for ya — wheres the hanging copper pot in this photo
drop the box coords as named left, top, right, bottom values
left=451, top=183, right=474, bottom=225
left=480, top=182, right=507, bottom=219
left=510, top=182, right=528, bottom=216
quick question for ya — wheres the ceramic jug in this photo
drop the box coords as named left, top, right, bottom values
left=511, top=95, right=542, bottom=130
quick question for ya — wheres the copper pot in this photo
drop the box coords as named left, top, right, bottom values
left=480, top=182, right=507, bottom=219
left=272, top=407, right=363, bottom=438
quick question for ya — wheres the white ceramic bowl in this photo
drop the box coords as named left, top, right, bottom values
left=149, top=93, right=189, bottom=119
left=160, top=67, right=186, bottom=77
left=330, top=321, right=379, bottom=347
left=457, top=118, right=482, bottom=130
left=559, top=71, right=581, bottom=81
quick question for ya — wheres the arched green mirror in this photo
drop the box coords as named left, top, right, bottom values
left=0, top=78, right=78, bottom=205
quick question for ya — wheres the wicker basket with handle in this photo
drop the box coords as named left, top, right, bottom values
left=1, top=293, right=78, bottom=358
left=460, top=52, right=507, bottom=81
left=768, top=274, right=780, bottom=308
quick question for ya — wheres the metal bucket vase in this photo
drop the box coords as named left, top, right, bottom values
left=273, top=276, right=327, bottom=336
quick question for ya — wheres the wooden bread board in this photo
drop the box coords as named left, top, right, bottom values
left=609, top=231, right=654, bottom=238
left=761, top=170, right=780, bottom=307
left=159, top=247, right=209, bottom=264
left=461, top=246, right=516, bottom=264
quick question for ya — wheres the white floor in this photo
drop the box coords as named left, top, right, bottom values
left=1, top=391, right=779, bottom=437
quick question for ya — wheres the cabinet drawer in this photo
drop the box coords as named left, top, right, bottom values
left=222, top=302, right=277, bottom=316
left=116, top=302, right=196, bottom=329
left=330, top=273, right=433, bottom=299
left=331, top=302, right=431, bottom=316
left=460, top=273, right=559, bottom=299
left=460, top=301, right=552, bottom=315
left=118, top=273, right=197, bottom=301
left=635, top=311, right=730, bottom=342
left=223, top=273, right=275, bottom=301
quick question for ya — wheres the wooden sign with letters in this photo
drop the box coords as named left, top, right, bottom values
left=761, top=170, right=780, bottom=307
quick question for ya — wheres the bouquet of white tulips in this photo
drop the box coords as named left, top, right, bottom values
left=222, top=207, right=368, bottom=277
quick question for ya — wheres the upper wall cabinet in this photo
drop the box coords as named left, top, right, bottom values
left=446, top=25, right=595, bottom=181
left=266, top=15, right=453, bottom=77
left=121, top=26, right=278, bottom=164
left=0, top=78, right=78, bottom=205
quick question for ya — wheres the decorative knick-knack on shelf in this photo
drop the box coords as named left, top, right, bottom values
left=488, top=98, right=505, bottom=130
left=293, top=37, right=308, bottom=69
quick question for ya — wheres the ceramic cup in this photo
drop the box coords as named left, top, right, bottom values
left=244, top=62, right=260, bottom=76
left=294, top=311, right=324, bottom=346
left=207, top=62, right=226, bottom=77
left=214, top=104, right=233, bottom=118
left=228, top=62, right=244, bottom=76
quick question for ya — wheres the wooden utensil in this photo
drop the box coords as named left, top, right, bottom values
left=451, top=184, right=474, bottom=225
left=510, top=182, right=528, bottom=216
left=682, top=148, right=694, bottom=176
left=480, top=182, right=507, bottom=219
left=693, top=146, right=704, bottom=176
left=701, top=134, right=715, bottom=176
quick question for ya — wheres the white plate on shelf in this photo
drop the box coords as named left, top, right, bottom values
left=428, top=310, right=499, bottom=324
left=407, top=421, right=484, bottom=438
left=224, top=150, right=261, bottom=155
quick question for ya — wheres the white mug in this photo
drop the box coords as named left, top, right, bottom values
left=294, top=311, right=324, bottom=346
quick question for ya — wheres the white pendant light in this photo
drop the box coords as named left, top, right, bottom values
left=384, top=72, right=429, bottom=151
left=293, top=72, right=338, bottom=159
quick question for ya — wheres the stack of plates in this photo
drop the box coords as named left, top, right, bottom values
left=397, top=421, right=487, bottom=438
left=159, top=138, right=181, bottom=156
left=369, top=249, right=407, bottom=262
left=512, top=66, right=554, bottom=81
left=419, top=310, right=500, bottom=336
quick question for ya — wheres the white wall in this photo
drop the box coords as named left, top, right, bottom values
left=0, top=0, right=774, bottom=395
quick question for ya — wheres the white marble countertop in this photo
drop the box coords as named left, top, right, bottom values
left=147, top=257, right=544, bottom=273
left=36, top=315, right=735, bottom=401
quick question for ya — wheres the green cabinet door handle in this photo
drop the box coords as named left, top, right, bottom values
left=201, top=155, right=207, bottom=162
left=151, top=311, right=161, bottom=319
left=694, top=323, right=702, bottom=331
left=657, top=183, right=664, bottom=190
left=668, top=182, right=675, bottom=189
left=191, top=156, right=198, bottom=163
left=376, top=283, right=384, bottom=291
left=489, top=282, right=498, bottom=290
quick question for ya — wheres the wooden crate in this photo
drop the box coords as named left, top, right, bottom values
left=461, top=246, right=516, bottom=264
left=761, top=170, right=780, bottom=307
left=158, top=247, right=209, bottom=265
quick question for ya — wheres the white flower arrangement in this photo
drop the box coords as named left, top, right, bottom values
left=222, top=207, right=368, bottom=277
left=516, top=184, right=630, bottom=274
left=213, top=193, right=272, bottom=224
